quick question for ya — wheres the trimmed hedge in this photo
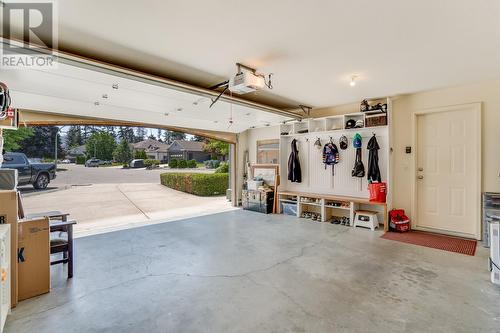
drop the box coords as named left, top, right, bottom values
left=169, top=159, right=178, bottom=168
left=178, top=160, right=187, bottom=168
left=76, top=155, right=86, bottom=165
left=144, top=159, right=160, bottom=167
left=187, top=159, right=197, bottom=168
left=215, top=162, right=229, bottom=173
left=160, top=172, right=229, bottom=196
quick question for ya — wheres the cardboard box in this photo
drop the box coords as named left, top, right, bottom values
left=17, top=217, right=50, bottom=301
left=0, top=190, right=18, bottom=308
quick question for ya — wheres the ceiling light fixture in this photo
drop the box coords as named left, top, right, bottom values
left=102, top=94, right=108, bottom=99
left=350, top=75, right=357, bottom=87
left=164, top=112, right=169, bottom=116
left=94, top=101, right=100, bottom=106
left=112, top=83, right=119, bottom=89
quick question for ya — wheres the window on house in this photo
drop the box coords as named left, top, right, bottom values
left=256, top=140, right=279, bottom=164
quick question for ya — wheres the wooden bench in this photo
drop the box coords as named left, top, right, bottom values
left=278, top=191, right=388, bottom=231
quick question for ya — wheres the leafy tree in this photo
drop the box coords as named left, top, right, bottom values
left=65, top=125, right=83, bottom=148
left=18, top=126, right=63, bottom=158
left=191, top=135, right=206, bottom=142
left=118, top=126, right=135, bottom=143
left=147, top=133, right=156, bottom=140
left=135, top=127, right=146, bottom=143
left=157, top=129, right=163, bottom=141
left=81, top=125, right=97, bottom=141
left=105, top=126, right=116, bottom=139
left=134, top=149, right=147, bottom=159
left=2, top=127, right=34, bottom=152
left=113, top=139, right=133, bottom=163
left=163, top=130, right=186, bottom=144
left=203, top=139, right=229, bottom=160
left=86, top=131, right=116, bottom=160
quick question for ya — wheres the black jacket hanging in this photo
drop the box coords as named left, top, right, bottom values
left=367, top=134, right=381, bottom=182
left=287, top=139, right=302, bottom=183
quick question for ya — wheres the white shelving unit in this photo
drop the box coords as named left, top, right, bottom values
left=278, top=97, right=392, bottom=206
left=280, top=111, right=388, bottom=136
left=278, top=191, right=388, bottom=228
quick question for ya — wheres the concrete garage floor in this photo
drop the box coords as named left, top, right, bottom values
left=5, top=210, right=500, bottom=333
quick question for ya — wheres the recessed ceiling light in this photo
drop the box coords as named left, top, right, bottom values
left=102, top=94, right=108, bottom=99
left=245, top=112, right=251, bottom=116
left=176, top=107, right=183, bottom=112
left=94, top=101, right=100, bottom=106
left=112, top=83, right=119, bottom=89
left=164, top=112, right=169, bottom=116
left=213, top=120, right=218, bottom=123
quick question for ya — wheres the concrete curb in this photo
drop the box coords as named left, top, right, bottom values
left=21, top=184, right=72, bottom=197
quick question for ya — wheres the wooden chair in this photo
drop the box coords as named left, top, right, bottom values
left=49, top=219, right=76, bottom=279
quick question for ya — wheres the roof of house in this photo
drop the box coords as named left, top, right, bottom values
left=67, top=145, right=86, bottom=156
left=132, top=139, right=170, bottom=152
left=170, top=140, right=206, bottom=152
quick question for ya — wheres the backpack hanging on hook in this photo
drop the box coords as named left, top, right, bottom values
left=322, top=138, right=339, bottom=175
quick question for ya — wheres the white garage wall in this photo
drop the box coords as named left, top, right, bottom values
left=246, top=125, right=280, bottom=164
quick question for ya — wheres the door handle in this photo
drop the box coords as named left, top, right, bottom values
left=417, top=175, right=424, bottom=180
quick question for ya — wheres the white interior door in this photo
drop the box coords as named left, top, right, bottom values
left=415, top=104, right=481, bottom=239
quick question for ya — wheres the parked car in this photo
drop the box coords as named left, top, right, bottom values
left=1, top=152, right=56, bottom=189
left=129, top=159, right=145, bottom=168
left=60, top=159, right=71, bottom=164
left=85, top=158, right=101, bottom=167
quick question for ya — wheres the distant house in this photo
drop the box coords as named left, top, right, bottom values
left=167, top=140, right=210, bottom=162
left=132, top=139, right=170, bottom=162
left=66, top=145, right=86, bottom=162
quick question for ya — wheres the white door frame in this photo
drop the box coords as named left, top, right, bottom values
left=411, top=102, right=482, bottom=239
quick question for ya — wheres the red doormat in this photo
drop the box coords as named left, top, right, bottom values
left=381, top=231, right=477, bottom=256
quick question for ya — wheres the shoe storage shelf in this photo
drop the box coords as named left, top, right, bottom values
left=278, top=191, right=388, bottom=231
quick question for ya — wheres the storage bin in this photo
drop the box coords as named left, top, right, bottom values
left=242, top=190, right=274, bottom=214
left=281, top=202, right=297, bottom=216
left=247, top=180, right=264, bottom=191
left=365, top=114, right=387, bottom=127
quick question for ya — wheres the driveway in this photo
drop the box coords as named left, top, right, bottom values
left=18, top=163, right=214, bottom=194
left=21, top=164, right=233, bottom=237
left=54, top=163, right=213, bottom=185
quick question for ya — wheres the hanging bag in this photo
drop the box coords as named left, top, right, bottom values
left=322, top=141, right=339, bottom=175
left=352, top=148, right=365, bottom=177
left=351, top=133, right=365, bottom=177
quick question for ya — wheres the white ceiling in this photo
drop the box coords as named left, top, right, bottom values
left=1, top=62, right=289, bottom=133
left=3, top=0, right=500, bottom=109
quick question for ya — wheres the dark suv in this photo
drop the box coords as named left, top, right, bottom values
left=1, top=152, right=56, bottom=189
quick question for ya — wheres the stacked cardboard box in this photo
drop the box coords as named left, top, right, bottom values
left=0, top=190, right=50, bottom=307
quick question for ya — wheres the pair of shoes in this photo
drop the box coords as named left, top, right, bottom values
left=341, top=217, right=351, bottom=226
left=330, top=217, right=341, bottom=224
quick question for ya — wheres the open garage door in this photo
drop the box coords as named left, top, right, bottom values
left=0, top=40, right=299, bottom=236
